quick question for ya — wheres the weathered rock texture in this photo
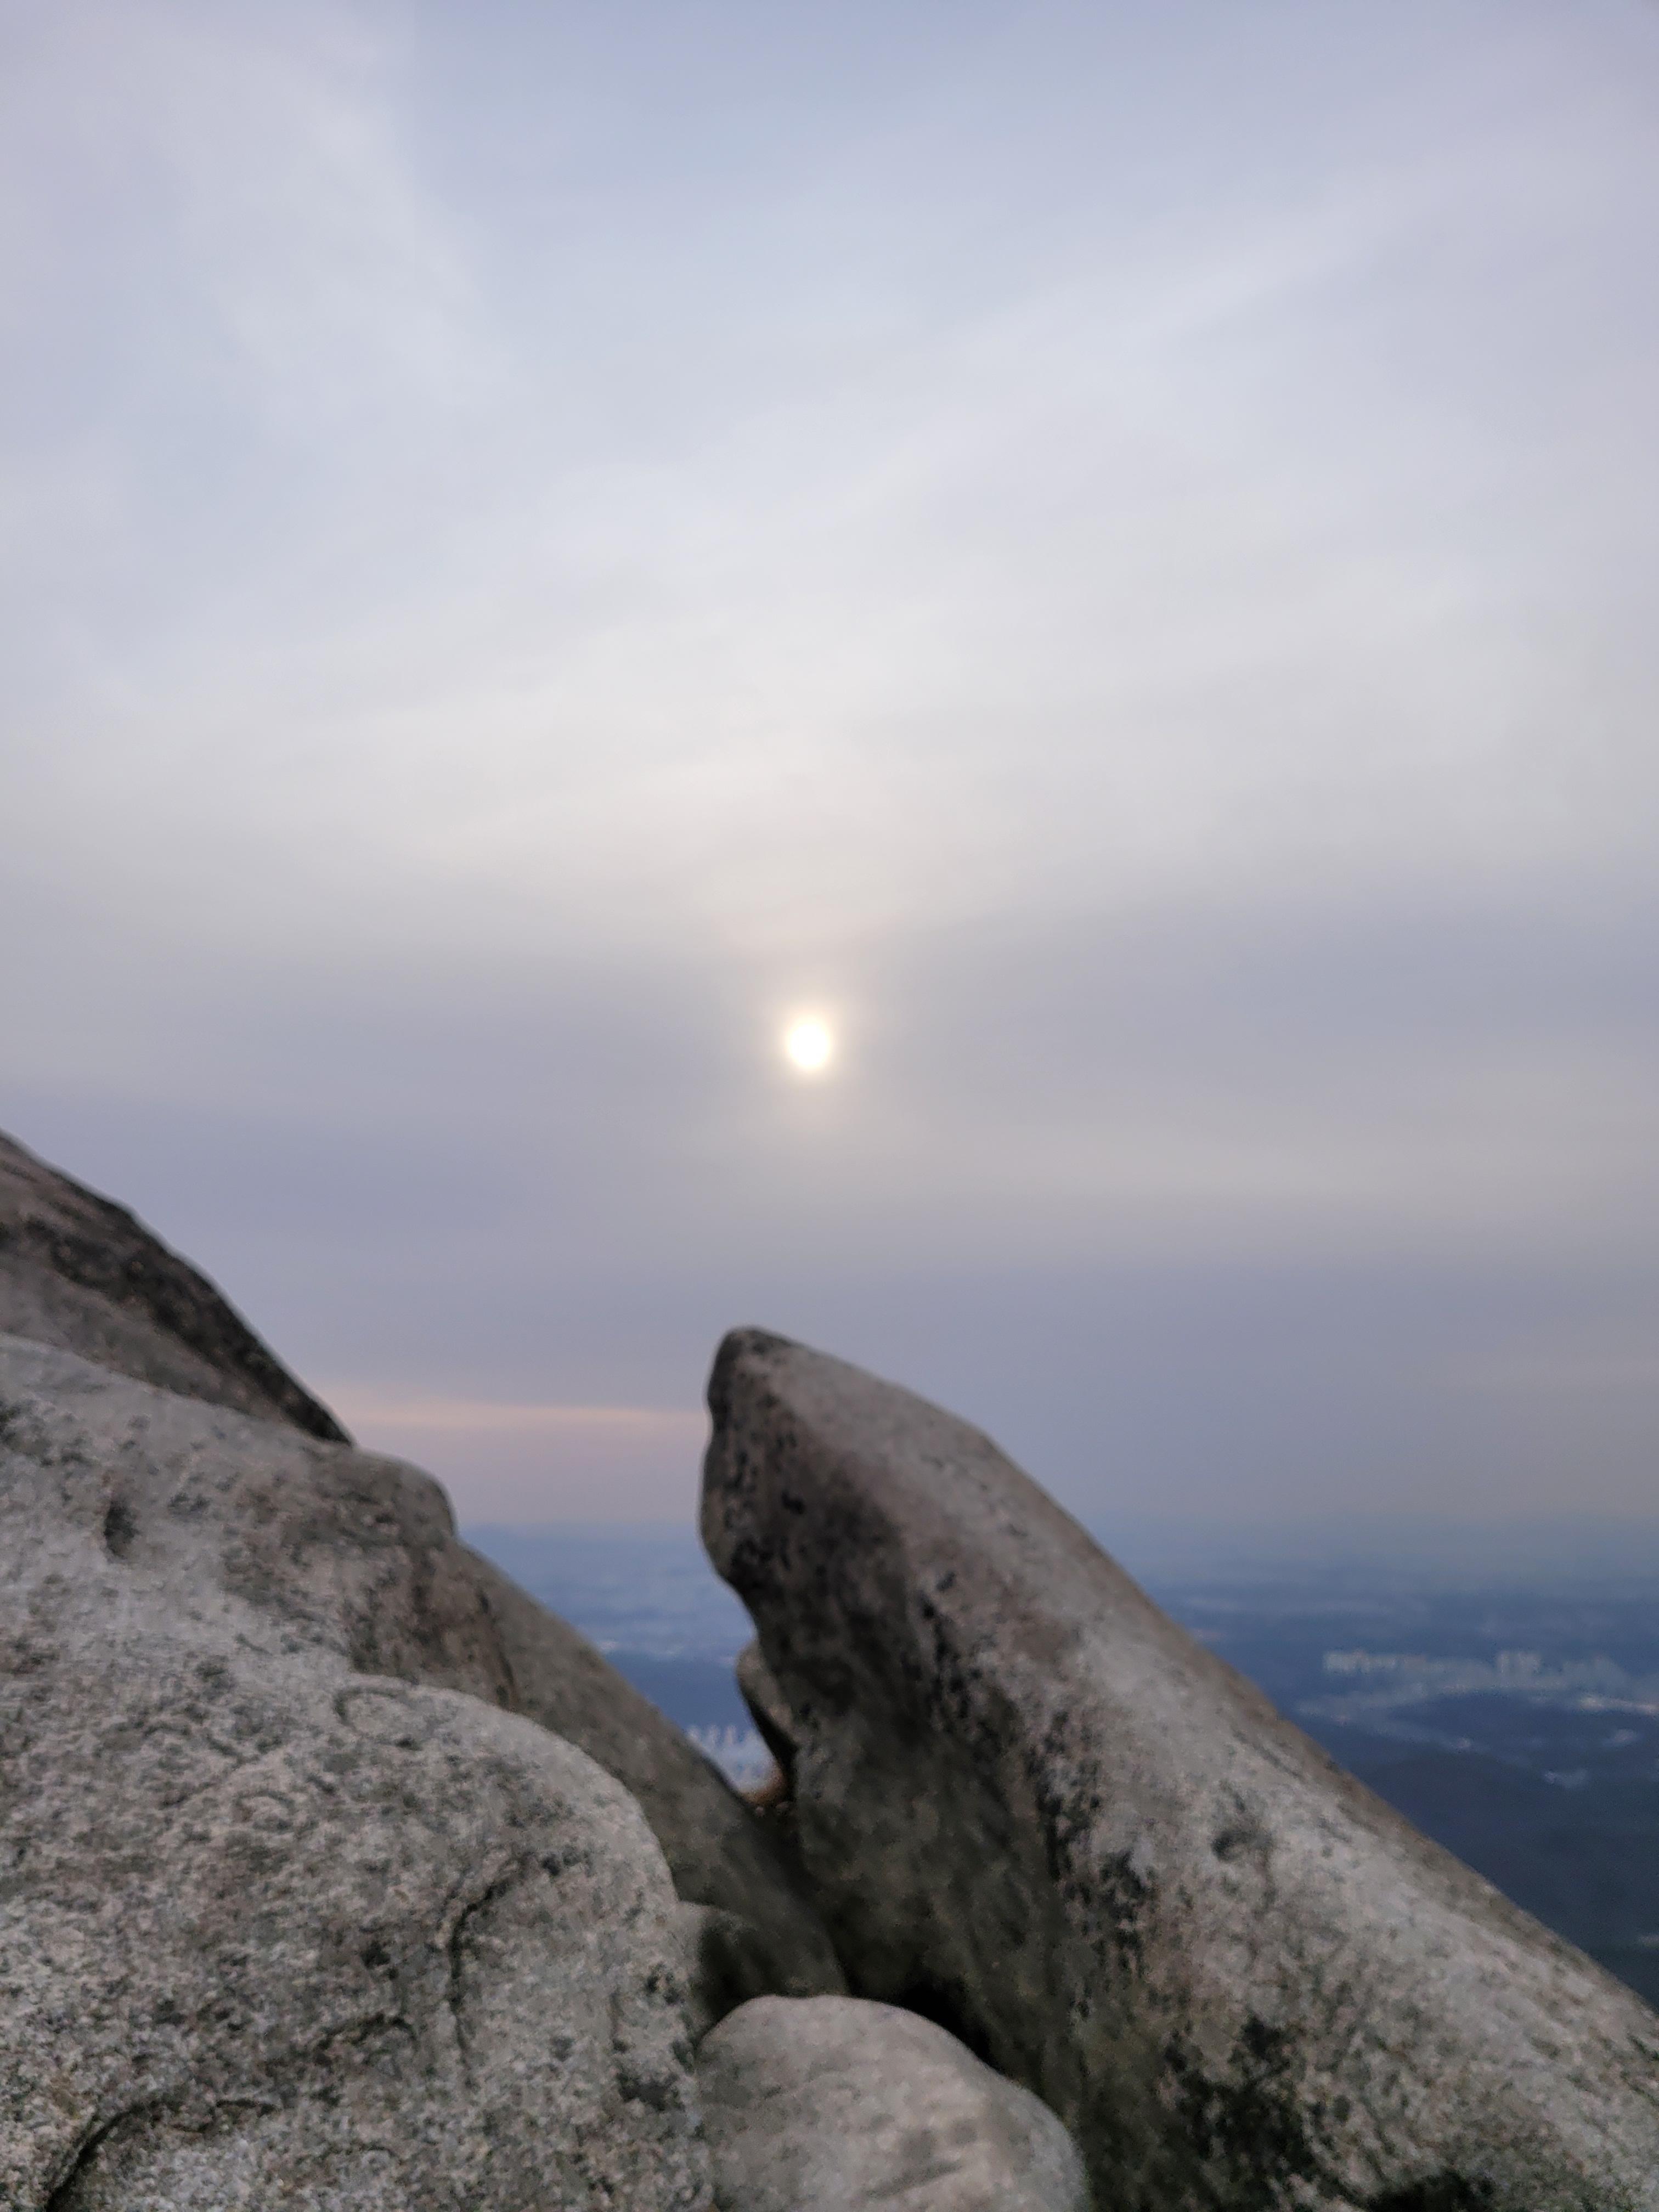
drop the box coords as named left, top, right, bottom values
left=0, top=1336, right=713, bottom=2208
left=0, top=1126, right=842, bottom=2004
left=467, top=1547, right=842, bottom=1999
left=699, top=1994, right=1090, bottom=2211
left=703, top=1328, right=1659, bottom=2212
left=673, top=1907, right=814, bottom=2045
left=0, top=1127, right=348, bottom=1438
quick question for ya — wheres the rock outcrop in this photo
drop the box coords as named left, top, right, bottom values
left=13, top=1119, right=1657, bottom=2210
left=0, top=1128, right=348, bottom=1438
left=0, top=1336, right=712, bottom=2209
left=699, top=1995, right=1090, bottom=2211
left=0, top=1327, right=840, bottom=1996
left=703, top=1327, right=1659, bottom=2212
left=0, top=1132, right=842, bottom=2007
left=0, top=1139, right=856, bottom=2204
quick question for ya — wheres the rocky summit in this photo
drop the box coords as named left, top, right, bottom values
left=1, top=1129, right=1655, bottom=2208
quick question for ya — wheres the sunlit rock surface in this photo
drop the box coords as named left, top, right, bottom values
left=699, top=1994, right=1090, bottom=2211
left=0, top=1339, right=712, bottom=2209
left=703, top=1326, right=1659, bottom=2212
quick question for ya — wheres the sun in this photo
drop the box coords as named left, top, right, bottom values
left=782, top=1017, right=834, bottom=1075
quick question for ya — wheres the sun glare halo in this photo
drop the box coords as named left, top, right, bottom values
left=782, top=1018, right=834, bottom=1075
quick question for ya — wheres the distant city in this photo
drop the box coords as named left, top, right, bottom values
left=1318, top=1645, right=1659, bottom=1701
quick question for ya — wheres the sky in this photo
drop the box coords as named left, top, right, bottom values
left=3, top=0, right=1657, bottom=1531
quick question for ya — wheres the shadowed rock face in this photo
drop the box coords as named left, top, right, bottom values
left=0, top=1129, right=347, bottom=1439
left=702, top=1328, right=1659, bottom=2212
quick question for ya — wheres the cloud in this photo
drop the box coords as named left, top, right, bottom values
left=8, top=2, right=1656, bottom=954
left=3, top=0, right=1657, bottom=1526
left=1, top=2, right=495, bottom=419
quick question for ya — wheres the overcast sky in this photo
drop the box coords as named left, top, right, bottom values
left=3, top=0, right=1657, bottom=1532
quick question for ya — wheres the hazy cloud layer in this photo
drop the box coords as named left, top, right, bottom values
left=4, top=0, right=1656, bottom=1524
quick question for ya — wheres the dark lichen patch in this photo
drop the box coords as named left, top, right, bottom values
left=1078, top=1847, right=1152, bottom=1979
left=102, top=1497, right=138, bottom=1560
left=1160, top=2013, right=1323, bottom=2211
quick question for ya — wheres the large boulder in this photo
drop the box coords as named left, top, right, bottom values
left=698, top=1995, right=1089, bottom=2211
left=0, top=1338, right=712, bottom=2209
left=0, top=1331, right=841, bottom=2005
left=702, top=1328, right=1659, bottom=2212
left=0, top=1128, right=842, bottom=2002
left=0, top=1128, right=347, bottom=1438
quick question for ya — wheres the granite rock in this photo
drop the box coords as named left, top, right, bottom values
left=0, top=1128, right=843, bottom=1996
left=470, top=1547, right=843, bottom=1999
left=0, top=1339, right=711, bottom=2209
left=702, top=1327, right=1659, bottom=2212
left=735, top=1639, right=797, bottom=1781
left=698, top=1994, right=1089, bottom=2212
left=672, top=1906, right=809, bottom=2044
left=0, top=1127, right=347, bottom=1438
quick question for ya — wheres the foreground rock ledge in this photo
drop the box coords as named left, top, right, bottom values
left=0, top=1343, right=713, bottom=2209
left=702, top=1327, right=1659, bottom=2212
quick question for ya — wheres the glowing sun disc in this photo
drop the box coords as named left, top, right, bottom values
left=783, top=1018, right=834, bottom=1074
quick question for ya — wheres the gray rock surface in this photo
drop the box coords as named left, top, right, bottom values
left=0, top=1337, right=712, bottom=2209
left=469, top=1547, right=843, bottom=2000
left=0, top=1127, right=348, bottom=1437
left=0, top=1121, right=843, bottom=2007
left=672, top=1906, right=810, bottom=2045
left=698, top=1995, right=1089, bottom=2212
left=735, top=1639, right=795, bottom=1781
left=702, top=1327, right=1659, bottom=2212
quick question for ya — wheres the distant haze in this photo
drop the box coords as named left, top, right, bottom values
left=3, top=1, right=1656, bottom=1528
